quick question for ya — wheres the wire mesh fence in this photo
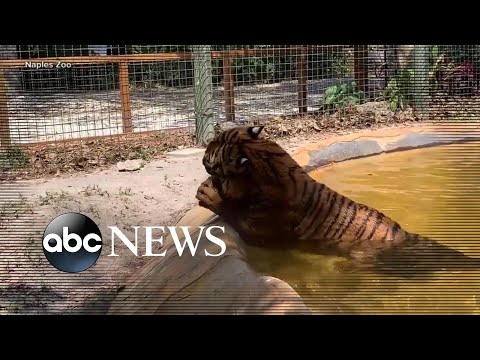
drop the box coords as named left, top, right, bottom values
left=1, top=44, right=480, bottom=175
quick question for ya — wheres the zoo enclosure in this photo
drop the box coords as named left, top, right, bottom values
left=0, top=45, right=478, bottom=148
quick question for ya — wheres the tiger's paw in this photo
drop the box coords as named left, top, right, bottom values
left=196, top=177, right=223, bottom=214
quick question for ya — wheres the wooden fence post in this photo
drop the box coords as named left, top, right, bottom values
left=0, top=69, right=11, bottom=148
left=223, top=53, right=235, bottom=123
left=118, top=62, right=133, bottom=133
left=296, top=46, right=308, bottom=115
left=353, top=45, right=369, bottom=94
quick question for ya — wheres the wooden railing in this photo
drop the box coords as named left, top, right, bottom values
left=0, top=46, right=368, bottom=147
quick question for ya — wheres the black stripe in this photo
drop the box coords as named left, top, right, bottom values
left=390, top=223, right=401, bottom=241
left=323, top=196, right=348, bottom=238
left=304, top=189, right=337, bottom=240
left=208, top=146, right=217, bottom=165
left=300, top=177, right=312, bottom=202
left=297, top=183, right=326, bottom=238
left=212, top=144, right=220, bottom=162
left=379, top=227, right=390, bottom=242
left=220, top=144, right=231, bottom=176
left=302, top=181, right=320, bottom=217
left=225, top=129, right=233, bottom=142
left=230, top=130, right=240, bottom=143
left=220, top=143, right=229, bottom=161
left=331, top=201, right=357, bottom=239
left=264, top=158, right=281, bottom=180
left=219, top=131, right=227, bottom=142
left=287, top=166, right=297, bottom=184
left=287, top=166, right=303, bottom=201
left=354, top=208, right=374, bottom=240
left=261, top=150, right=288, bottom=157
left=315, top=183, right=330, bottom=208
left=364, top=213, right=385, bottom=241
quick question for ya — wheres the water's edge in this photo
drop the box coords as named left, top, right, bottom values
left=302, top=130, right=480, bottom=172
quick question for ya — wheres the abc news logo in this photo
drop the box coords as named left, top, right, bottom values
left=42, top=213, right=227, bottom=273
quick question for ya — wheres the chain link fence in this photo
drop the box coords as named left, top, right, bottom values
left=0, top=45, right=479, bottom=174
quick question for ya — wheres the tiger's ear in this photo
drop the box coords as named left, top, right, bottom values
left=247, top=126, right=264, bottom=139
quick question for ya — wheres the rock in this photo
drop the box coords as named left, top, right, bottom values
left=117, top=159, right=145, bottom=172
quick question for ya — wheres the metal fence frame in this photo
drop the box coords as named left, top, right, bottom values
left=1, top=44, right=476, bottom=149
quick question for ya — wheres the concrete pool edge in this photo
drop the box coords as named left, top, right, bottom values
left=291, top=123, right=480, bottom=172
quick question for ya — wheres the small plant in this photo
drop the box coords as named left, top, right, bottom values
left=118, top=187, right=133, bottom=196
left=319, top=82, right=365, bottom=112
left=39, top=191, right=69, bottom=206
left=80, top=185, right=109, bottom=197
left=384, top=68, right=414, bottom=111
left=129, top=146, right=151, bottom=161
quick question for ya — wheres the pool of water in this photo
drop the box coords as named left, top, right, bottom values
left=245, top=142, right=480, bottom=314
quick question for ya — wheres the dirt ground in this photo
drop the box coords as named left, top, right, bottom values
left=0, top=102, right=426, bottom=314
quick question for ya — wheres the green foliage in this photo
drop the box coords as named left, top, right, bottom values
left=385, top=45, right=449, bottom=112
left=0, top=146, right=29, bottom=170
left=384, top=68, right=414, bottom=111
left=319, top=82, right=365, bottom=111
left=428, top=45, right=455, bottom=91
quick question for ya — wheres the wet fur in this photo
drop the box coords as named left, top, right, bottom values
left=196, top=126, right=480, bottom=276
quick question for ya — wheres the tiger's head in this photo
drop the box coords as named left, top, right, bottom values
left=203, top=125, right=264, bottom=179
left=202, top=125, right=303, bottom=202
left=202, top=126, right=269, bottom=200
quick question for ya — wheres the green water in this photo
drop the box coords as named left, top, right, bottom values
left=245, top=142, right=480, bottom=314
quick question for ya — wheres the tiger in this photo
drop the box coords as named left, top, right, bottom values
left=195, top=125, right=480, bottom=276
